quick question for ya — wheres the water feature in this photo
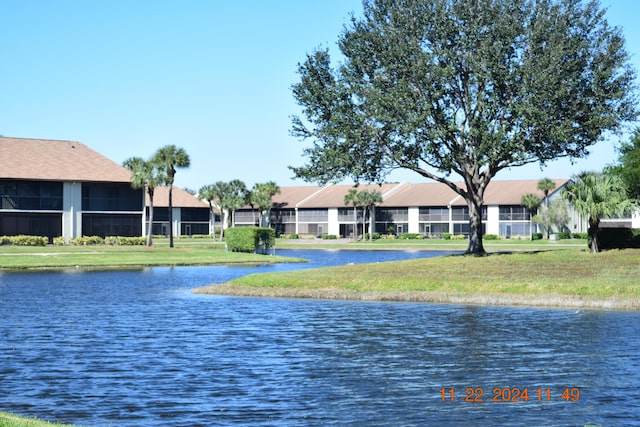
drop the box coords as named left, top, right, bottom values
left=1, top=250, right=639, bottom=426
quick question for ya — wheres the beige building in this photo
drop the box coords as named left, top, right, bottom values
left=0, top=137, right=143, bottom=241
left=146, top=186, right=214, bottom=237
left=236, top=179, right=575, bottom=238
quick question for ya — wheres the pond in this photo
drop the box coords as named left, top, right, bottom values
left=1, top=249, right=639, bottom=426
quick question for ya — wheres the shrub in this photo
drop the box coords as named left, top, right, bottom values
left=106, top=236, right=146, bottom=246
left=288, top=233, right=299, bottom=239
left=451, top=234, right=467, bottom=240
left=573, top=232, right=588, bottom=240
left=69, top=236, right=104, bottom=246
left=364, top=232, right=381, bottom=240
left=484, top=234, right=499, bottom=240
left=443, top=233, right=451, bottom=240
left=53, top=236, right=66, bottom=246
left=532, top=232, right=543, bottom=240
left=398, top=233, right=423, bottom=240
left=225, top=227, right=275, bottom=253
left=556, top=231, right=572, bottom=240
left=1, top=235, right=49, bottom=246
left=322, top=234, right=338, bottom=240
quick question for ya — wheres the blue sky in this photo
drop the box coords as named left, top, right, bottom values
left=1, top=1, right=638, bottom=192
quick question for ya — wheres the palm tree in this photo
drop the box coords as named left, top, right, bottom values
left=227, top=179, right=249, bottom=228
left=562, top=172, right=635, bottom=253
left=521, top=193, right=542, bottom=239
left=537, top=178, right=557, bottom=208
left=123, top=156, right=164, bottom=246
left=152, top=145, right=190, bottom=248
left=344, top=188, right=359, bottom=240
left=358, top=189, right=383, bottom=241
left=251, top=181, right=281, bottom=227
left=199, top=183, right=224, bottom=241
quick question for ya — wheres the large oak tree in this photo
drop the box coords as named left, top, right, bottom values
left=290, top=0, right=637, bottom=255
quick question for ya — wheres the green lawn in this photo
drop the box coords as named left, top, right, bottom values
left=196, top=248, right=640, bottom=310
left=0, top=241, right=302, bottom=269
left=0, top=411, right=74, bottom=427
left=275, top=236, right=587, bottom=250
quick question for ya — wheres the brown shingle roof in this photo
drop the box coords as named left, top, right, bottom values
left=0, top=136, right=132, bottom=183
left=381, top=179, right=568, bottom=207
left=148, top=186, right=209, bottom=208
left=381, top=182, right=462, bottom=207
left=272, top=186, right=326, bottom=208
left=298, top=183, right=399, bottom=208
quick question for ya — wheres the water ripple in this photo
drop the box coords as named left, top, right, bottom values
left=1, top=250, right=639, bottom=426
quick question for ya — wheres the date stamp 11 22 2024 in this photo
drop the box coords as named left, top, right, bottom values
left=440, top=387, right=581, bottom=403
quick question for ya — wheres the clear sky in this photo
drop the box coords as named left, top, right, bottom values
left=1, top=0, right=638, bottom=192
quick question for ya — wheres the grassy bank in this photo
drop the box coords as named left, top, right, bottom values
left=195, top=248, right=640, bottom=310
left=0, top=411, right=74, bottom=427
left=0, top=243, right=302, bottom=270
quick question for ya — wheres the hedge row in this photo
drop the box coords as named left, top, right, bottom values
left=225, top=227, right=275, bottom=253
left=54, top=236, right=146, bottom=246
left=598, top=228, right=640, bottom=250
left=0, top=235, right=49, bottom=246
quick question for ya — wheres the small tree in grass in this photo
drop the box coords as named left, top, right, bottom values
left=521, top=193, right=541, bottom=239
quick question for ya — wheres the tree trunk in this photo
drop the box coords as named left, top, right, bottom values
left=168, top=184, right=174, bottom=248
left=362, top=206, right=367, bottom=238
left=369, top=206, right=375, bottom=241
left=588, top=216, right=600, bottom=253
left=466, top=194, right=486, bottom=256
left=353, top=206, right=358, bottom=240
left=220, top=209, right=227, bottom=240
left=207, top=202, right=216, bottom=242
left=146, top=193, right=154, bottom=247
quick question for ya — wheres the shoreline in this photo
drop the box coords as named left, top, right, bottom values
left=194, top=284, right=640, bottom=311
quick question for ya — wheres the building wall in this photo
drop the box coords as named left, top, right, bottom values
left=0, top=179, right=143, bottom=241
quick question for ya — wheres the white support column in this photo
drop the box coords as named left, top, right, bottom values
left=327, top=208, right=339, bottom=236
left=62, top=182, right=83, bottom=241
left=408, top=207, right=420, bottom=233
left=486, top=206, right=500, bottom=236
left=173, top=207, right=181, bottom=237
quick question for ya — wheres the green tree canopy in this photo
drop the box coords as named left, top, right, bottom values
left=344, top=188, right=361, bottom=240
left=532, top=198, right=570, bottom=238
left=199, top=181, right=231, bottom=240
left=290, top=0, right=637, bottom=255
left=537, top=178, right=557, bottom=208
left=607, top=128, right=640, bottom=200
left=358, top=188, right=383, bottom=240
left=123, top=156, right=165, bottom=247
left=152, top=145, right=190, bottom=248
left=561, top=172, right=636, bottom=253
left=250, top=181, right=281, bottom=227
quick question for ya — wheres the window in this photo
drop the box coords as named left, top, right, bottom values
left=378, top=208, right=408, bottom=222
left=298, top=209, right=328, bottom=222
left=82, top=183, right=142, bottom=212
left=82, top=213, right=141, bottom=237
left=0, top=180, right=63, bottom=210
left=419, top=207, right=449, bottom=221
left=338, top=208, right=363, bottom=221
left=499, top=206, right=530, bottom=221
left=181, top=208, right=209, bottom=221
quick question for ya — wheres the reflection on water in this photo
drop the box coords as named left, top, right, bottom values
left=1, top=250, right=639, bottom=426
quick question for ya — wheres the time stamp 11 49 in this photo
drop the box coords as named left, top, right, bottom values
left=440, top=387, right=581, bottom=403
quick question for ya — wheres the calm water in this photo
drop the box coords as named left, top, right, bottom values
left=1, top=250, right=639, bottom=426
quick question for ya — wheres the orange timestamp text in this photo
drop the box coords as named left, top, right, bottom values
left=439, top=387, right=580, bottom=403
